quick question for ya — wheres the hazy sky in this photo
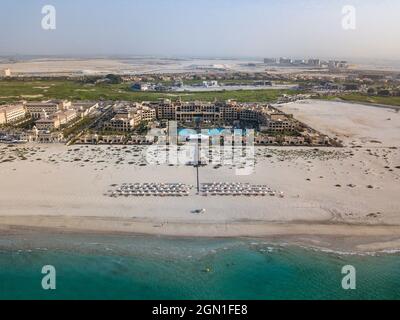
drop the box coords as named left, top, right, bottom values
left=1, top=0, right=400, bottom=59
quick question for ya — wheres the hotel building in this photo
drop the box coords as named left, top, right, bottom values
left=261, top=113, right=297, bottom=132
left=35, top=110, right=77, bottom=130
left=71, top=102, right=99, bottom=118
left=150, top=100, right=297, bottom=131
left=0, top=104, right=26, bottom=125
left=105, top=100, right=298, bottom=133
left=175, top=102, right=222, bottom=123
left=25, top=100, right=72, bottom=119
left=153, top=100, right=176, bottom=120
left=106, top=115, right=135, bottom=132
left=106, top=105, right=156, bottom=132
left=134, top=106, right=156, bottom=123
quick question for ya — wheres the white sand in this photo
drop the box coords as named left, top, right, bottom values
left=0, top=100, right=399, bottom=251
left=279, top=99, right=400, bottom=146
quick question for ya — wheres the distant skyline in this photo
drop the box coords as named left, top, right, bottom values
left=1, top=0, right=400, bottom=60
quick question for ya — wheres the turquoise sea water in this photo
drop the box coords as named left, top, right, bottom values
left=0, top=233, right=400, bottom=300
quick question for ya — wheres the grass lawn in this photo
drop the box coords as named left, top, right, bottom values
left=316, top=93, right=400, bottom=106
left=0, top=80, right=297, bottom=104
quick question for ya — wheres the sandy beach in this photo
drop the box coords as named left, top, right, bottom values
left=1, top=100, right=399, bottom=252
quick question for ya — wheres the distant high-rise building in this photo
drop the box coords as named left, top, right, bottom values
left=293, top=59, right=306, bottom=65
left=308, top=59, right=321, bottom=67
left=279, top=57, right=293, bottom=65
left=263, top=58, right=277, bottom=64
left=328, top=60, right=338, bottom=69
left=328, top=60, right=348, bottom=70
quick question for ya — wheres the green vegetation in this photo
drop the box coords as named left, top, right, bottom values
left=14, top=117, right=35, bottom=130
left=62, top=116, right=93, bottom=137
left=0, top=79, right=297, bottom=104
left=135, top=121, right=150, bottom=135
left=316, top=93, right=400, bottom=107
left=0, top=116, right=34, bottom=130
left=104, top=74, right=123, bottom=84
left=339, top=94, right=400, bottom=106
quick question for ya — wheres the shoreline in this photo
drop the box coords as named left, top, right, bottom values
left=1, top=215, right=400, bottom=253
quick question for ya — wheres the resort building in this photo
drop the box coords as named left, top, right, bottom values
left=175, top=102, right=222, bottom=123
left=71, top=102, right=99, bottom=118
left=255, top=135, right=278, bottom=145
left=25, top=100, right=72, bottom=119
left=103, top=100, right=301, bottom=137
left=127, top=135, right=155, bottom=145
left=20, top=129, right=39, bottom=142
left=0, top=104, right=26, bottom=124
left=153, top=100, right=177, bottom=120
left=98, top=135, right=125, bottom=144
left=35, top=118, right=57, bottom=130
left=35, top=110, right=77, bottom=130
left=237, top=106, right=269, bottom=124
left=25, top=102, right=59, bottom=119
left=106, top=105, right=156, bottom=132
left=56, top=109, right=77, bottom=127
left=75, top=134, right=99, bottom=144
left=303, top=132, right=331, bottom=145
left=106, top=115, right=135, bottom=132
left=141, top=100, right=297, bottom=131
left=75, top=133, right=155, bottom=145
left=221, top=104, right=239, bottom=122
left=283, top=136, right=305, bottom=145
left=133, top=106, right=156, bottom=123
left=36, top=130, right=64, bottom=143
left=261, top=113, right=298, bottom=132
